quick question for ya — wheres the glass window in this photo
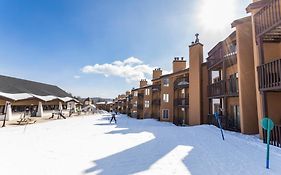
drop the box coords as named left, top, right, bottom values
left=134, top=91, right=138, bottom=96
left=163, top=94, right=169, bottom=103
left=144, top=101, right=150, bottom=108
left=163, top=78, right=169, bottom=87
left=145, top=88, right=150, bottom=96
left=162, top=109, right=169, bottom=119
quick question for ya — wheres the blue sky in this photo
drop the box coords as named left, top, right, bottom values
left=0, top=0, right=251, bottom=98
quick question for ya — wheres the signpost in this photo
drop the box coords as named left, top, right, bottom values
left=261, top=117, right=274, bottom=169
left=214, top=112, right=225, bottom=141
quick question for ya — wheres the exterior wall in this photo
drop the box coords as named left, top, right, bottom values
left=131, top=90, right=138, bottom=118
left=226, top=64, right=237, bottom=78
left=143, top=87, right=152, bottom=118
left=160, top=76, right=174, bottom=122
left=201, top=64, right=209, bottom=124
left=236, top=19, right=258, bottom=134
left=189, top=43, right=203, bottom=125
left=250, top=7, right=281, bottom=137
left=266, top=92, right=281, bottom=125
left=152, top=80, right=161, bottom=120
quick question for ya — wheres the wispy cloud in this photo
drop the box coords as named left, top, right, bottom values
left=81, top=57, right=164, bottom=83
left=73, top=75, right=80, bottom=79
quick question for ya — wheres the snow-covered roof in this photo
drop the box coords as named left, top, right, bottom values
left=96, top=102, right=106, bottom=105
left=0, top=92, right=78, bottom=103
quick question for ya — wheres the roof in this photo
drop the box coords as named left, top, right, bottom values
left=231, top=16, right=251, bottom=28
left=246, top=0, right=268, bottom=13
left=0, top=75, right=71, bottom=97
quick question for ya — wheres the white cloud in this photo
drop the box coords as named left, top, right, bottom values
left=73, top=75, right=80, bottom=79
left=81, top=57, right=158, bottom=83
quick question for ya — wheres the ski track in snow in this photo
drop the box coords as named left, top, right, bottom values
left=0, top=113, right=280, bottom=175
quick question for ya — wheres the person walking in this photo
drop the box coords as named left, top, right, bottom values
left=110, top=110, right=117, bottom=124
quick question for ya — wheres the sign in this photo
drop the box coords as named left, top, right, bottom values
left=261, top=117, right=274, bottom=169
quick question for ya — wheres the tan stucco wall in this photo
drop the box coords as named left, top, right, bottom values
left=201, top=64, right=209, bottom=124
left=143, top=87, right=152, bottom=118
left=263, top=43, right=281, bottom=63
left=236, top=20, right=259, bottom=134
left=189, top=43, right=203, bottom=125
left=226, top=64, right=237, bottom=78
left=266, top=92, right=281, bottom=125
left=160, top=77, right=174, bottom=122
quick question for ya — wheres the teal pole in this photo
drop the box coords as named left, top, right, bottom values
left=266, top=121, right=270, bottom=169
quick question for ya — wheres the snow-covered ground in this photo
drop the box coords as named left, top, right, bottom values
left=0, top=113, right=280, bottom=175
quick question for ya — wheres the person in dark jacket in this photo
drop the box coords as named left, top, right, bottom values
left=110, top=110, right=117, bottom=124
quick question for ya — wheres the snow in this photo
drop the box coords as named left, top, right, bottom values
left=0, top=113, right=280, bottom=175
left=0, top=91, right=77, bottom=103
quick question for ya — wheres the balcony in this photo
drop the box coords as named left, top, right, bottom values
left=137, top=104, right=143, bottom=110
left=208, top=80, right=226, bottom=98
left=138, top=93, right=144, bottom=98
left=174, top=77, right=189, bottom=89
left=152, top=84, right=161, bottom=92
left=257, top=58, right=281, bottom=91
left=208, top=78, right=239, bottom=98
left=207, top=44, right=237, bottom=70
left=174, top=97, right=189, bottom=107
left=254, top=0, right=281, bottom=41
left=152, top=99, right=160, bottom=106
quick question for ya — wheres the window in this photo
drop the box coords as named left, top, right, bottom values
left=133, top=101, right=137, bottom=107
left=145, top=88, right=150, bottom=96
left=134, top=91, right=138, bottom=97
left=163, top=78, right=169, bottom=87
left=144, top=101, right=150, bottom=108
left=162, top=109, right=169, bottom=119
left=163, top=94, right=169, bottom=103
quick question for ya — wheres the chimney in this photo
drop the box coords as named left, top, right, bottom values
left=188, top=33, right=204, bottom=125
left=139, top=79, right=148, bottom=88
left=173, top=57, right=186, bottom=73
left=152, top=68, right=162, bottom=79
left=126, top=91, right=131, bottom=96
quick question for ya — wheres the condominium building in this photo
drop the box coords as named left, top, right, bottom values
left=247, top=0, right=281, bottom=141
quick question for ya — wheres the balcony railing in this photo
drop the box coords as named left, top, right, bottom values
left=152, top=84, right=161, bottom=92
left=257, top=58, right=281, bottom=91
left=138, top=93, right=144, bottom=98
left=152, top=99, right=161, bottom=106
left=254, top=0, right=281, bottom=37
left=208, top=78, right=239, bottom=98
left=174, top=77, right=189, bottom=89
left=174, top=97, right=189, bottom=107
left=208, top=80, right=226, bottom=97
left=263, top=124, right=281, bottom=148
left=137, top=104, right=143, bottom=110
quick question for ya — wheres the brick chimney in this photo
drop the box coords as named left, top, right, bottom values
left=152, top=68, right=162, bottom=79
left=173, top=57, right=186, bottom=73
left=139, top=79, right=148, bottom=88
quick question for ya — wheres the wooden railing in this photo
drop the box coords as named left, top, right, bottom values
left=152, top=84, right=161, bottom=91
left=254, top=0, right=281, bottom=37
left=137, top=104, right=143, bottom=110
left=174, top=97, right=189, bottom=107
left=209, top=78, right=239, bottom=98
left=152, top=99, right=160, bottom=106
left=208, top=80, right=226, bottom=97
left=263, top=124, right=281, bottom=148
left=174, top=77, right=189, bottom=89
left=257, top=58, right=281, bottom=91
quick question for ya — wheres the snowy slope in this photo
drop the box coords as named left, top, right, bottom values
left=0, top=114, right=280, bottom=175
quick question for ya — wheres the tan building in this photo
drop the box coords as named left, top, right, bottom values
left=207, top=20, right=259, bottom=134
left=151, top=36, right=209, bottom=126
left=247, top=0, right=281, bottom=142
